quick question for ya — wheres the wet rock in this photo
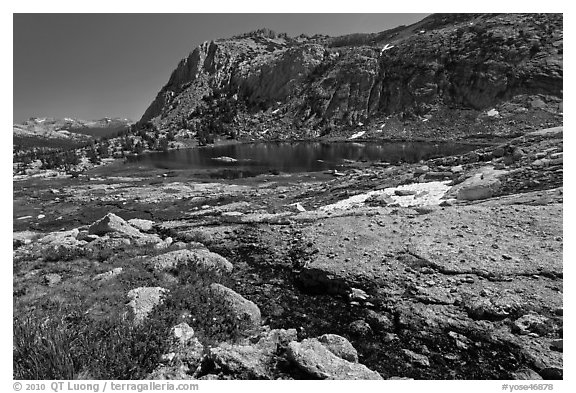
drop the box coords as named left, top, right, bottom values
left=207, top=283, right=262, bottom=334
left=44, top=273, right=62, bottom=287
left=317, top=334, right=358, bottom=363
left=513, top=368, right=543, bottom=380
left=287, top=338, right=382, bottom=380
left=92, top=267, right=123, bottom=282
left=145, top=249, right=233, bottom=279
left=513, top=313, right=551, bottom=336
left=401, top=349, right=430, bottom=367
left=348, top=320, right=372, bottom=336
left=127, top=287, right=169, bottom=323
left=128, top=218, right=155, bottom=231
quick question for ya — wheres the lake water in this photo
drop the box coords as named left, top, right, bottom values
left=129, top=141, right=481, bottom=178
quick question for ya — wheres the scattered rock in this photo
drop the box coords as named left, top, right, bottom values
left=348, top=319, right=372, bottom=336
left=349, top=288, right=369, bottom=301
left=44, top=273, right=62, bottom=287
left=364, top=310, right=394, bottom=332
left=513, top=313, right=552, bottom=336
left=401, top=349, right=430, bottom=367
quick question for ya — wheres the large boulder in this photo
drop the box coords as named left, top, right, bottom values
left=287, top=338, right=382, bottom=380
left=127, top=287, right=169, bottom=323
left=446, top=166, right=507, bottom=201
left=89, top=213, right=145, bottom=238
left=207, top=283, right=262, bottom=335
left=145, top=249, right=233, bottom=279
left=206, top=328, right=298, bottom=379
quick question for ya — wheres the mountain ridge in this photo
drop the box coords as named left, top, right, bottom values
left=139, top=13, right=562, bottom=141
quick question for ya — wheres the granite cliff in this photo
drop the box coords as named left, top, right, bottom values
left=140, top=14, right=562, bottom=140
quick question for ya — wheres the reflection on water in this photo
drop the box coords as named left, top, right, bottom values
left=128, top=141, right=480, bottom=178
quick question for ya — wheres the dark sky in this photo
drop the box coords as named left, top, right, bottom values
left=13, top=13, right=429, bottom=123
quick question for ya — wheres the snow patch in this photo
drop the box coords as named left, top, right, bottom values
left=319, top=181, right=451, bottom=212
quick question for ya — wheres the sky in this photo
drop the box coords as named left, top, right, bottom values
left=13, top=13, right=429, bottom=123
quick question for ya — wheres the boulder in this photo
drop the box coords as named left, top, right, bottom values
left=88, top=213, right=143, bottom=238
left=287, top=338, right=382, bottom=380
left=206, top=328, right=297, bottom=379
left=127, top=287, right=169, bottom=323
left=92, top=267, right=123, bottom=282
left=512, top=368, right=543, bottom=380
left=364, top=310, right=394, bottom=332
left=348, top=319, right=372, bottom=336
left=145, top=249, right=233, bottom=279
left=44, top=273, right=62, bottom=287
left=446, top=166, right=507, bottom=201
left=128, top=218, right=155, bottom=231
left=207, top=283, right=261, bottom=334
left=317, top=334, right=358, bottom=362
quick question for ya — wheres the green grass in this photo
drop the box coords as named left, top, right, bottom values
left=13, top=306, right=171, bottom=380
left=13, top=239, right=253, bottom=380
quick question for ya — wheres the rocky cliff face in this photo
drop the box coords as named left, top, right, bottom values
left=140, top=13, right=562, bottom=139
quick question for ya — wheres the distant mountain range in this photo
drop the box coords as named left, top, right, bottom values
left=13, top=117, right=133, bottom=149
